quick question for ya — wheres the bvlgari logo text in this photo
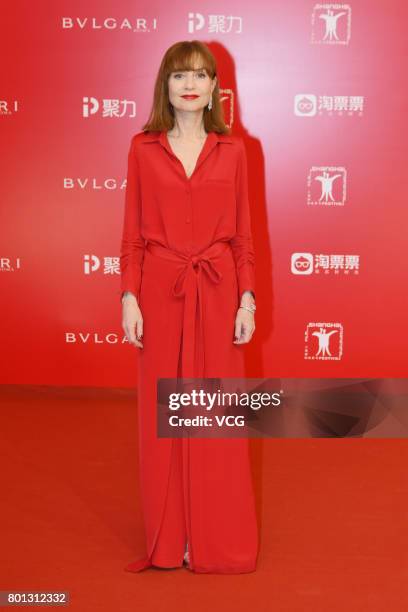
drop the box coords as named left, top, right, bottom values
left=0, top=100, right=19, bottom=115
left=61, top=17, right=157, bottom=32
left=65, top=332, right=130, bottom=344
left=0, top=257, right=21, bottom=272
left=63, top=178, right=126, bottom=190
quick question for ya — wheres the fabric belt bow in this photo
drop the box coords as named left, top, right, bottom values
left=146, top=241, right=230, bottom=379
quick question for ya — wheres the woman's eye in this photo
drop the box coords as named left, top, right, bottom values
left=173, top=72, right=206, bottom=78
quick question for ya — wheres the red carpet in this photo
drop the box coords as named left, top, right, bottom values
left=1, top=384, right=407, bottom=611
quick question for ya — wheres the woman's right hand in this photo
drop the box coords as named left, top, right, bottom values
left=121, top=293, right=144, bottom=349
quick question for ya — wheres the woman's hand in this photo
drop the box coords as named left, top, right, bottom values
left=233, top=291, right=256, bottom=344
left=233, top=307, right=255, bottom=344
left=122, top=293, right=144, bottom=349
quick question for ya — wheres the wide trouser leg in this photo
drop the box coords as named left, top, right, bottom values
left=149, top=326, right=188, bottom=568
left=150, top=437, right=187, bottom=567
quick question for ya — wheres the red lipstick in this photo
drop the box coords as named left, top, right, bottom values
left=181, top=95, right=199, bottom=99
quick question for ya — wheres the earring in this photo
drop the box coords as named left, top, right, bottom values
left=207, top=96, right=212, bottom=111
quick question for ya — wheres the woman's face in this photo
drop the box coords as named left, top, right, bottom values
left=168, top=64, right=217, bottom=113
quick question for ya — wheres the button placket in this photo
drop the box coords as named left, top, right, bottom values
left=185, top=181, right=193, bottom=250
left=186, top=181, right=192, bottom=224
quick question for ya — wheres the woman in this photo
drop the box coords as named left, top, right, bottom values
left=120, top=40, right=258, bottom=574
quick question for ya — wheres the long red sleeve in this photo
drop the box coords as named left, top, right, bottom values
left=119, top=136, right=145, bottom=302
left=230, top=138, right=256, bottom=299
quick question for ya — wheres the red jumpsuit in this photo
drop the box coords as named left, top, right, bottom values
left=119, top=129, right=258, bottom=574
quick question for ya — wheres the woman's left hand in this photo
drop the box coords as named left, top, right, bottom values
left=233, top=308, right=255, bottom=344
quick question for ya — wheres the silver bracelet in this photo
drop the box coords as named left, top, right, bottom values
left=239, top=304, right=256, bottom=314
left=121, top=291, right=136, bottom=305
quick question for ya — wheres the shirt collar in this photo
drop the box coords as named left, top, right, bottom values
left=140, top=130, right=234, bottom=145
left=139, top=129, right=233, bottom=180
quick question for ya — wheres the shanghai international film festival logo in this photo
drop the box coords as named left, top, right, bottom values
left=219, top=88, right=234, bottom=128
left=311, top=3, right=351, bottom=45
left=157, top=378, right=408, bottom=438
left=304, top=323, right=343, bottom=360
left=307, top=166, right=347, bottom=207
left=61, top=16, right=157, bottom=32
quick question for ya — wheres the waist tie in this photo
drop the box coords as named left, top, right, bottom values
left=146, top=241, right=231, bottom=379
